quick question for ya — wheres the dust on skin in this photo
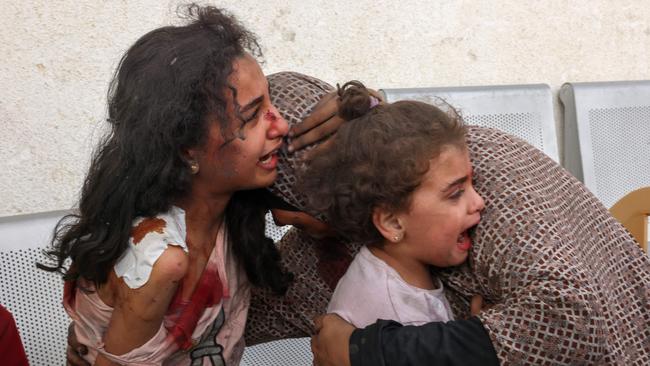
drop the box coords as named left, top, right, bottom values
left=131, top=217, right=167, bottom=244
left=220, top=108, right=281, bottom=178
left=219, top=144, right=242, bottom=178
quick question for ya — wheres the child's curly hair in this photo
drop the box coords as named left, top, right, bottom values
left=299, top=81, right=467, bottom=245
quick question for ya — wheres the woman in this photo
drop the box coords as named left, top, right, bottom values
left=247, top=73, right=497, bottom=365
left=250, top=72, right=650, bottom=365
left=41, top=5, right=293, bottom=365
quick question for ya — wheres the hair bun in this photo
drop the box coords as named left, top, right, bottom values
left=337, top=80, right=375, bottom=121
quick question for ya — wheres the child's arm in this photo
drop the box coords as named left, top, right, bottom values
left=98, top=246, right=187, bottom=363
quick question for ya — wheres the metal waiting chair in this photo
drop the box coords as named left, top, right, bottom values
left=241, top=336, right=312, bottom=366
left=560, top=80, right=650, bottom=251
left=380, top=84, right=559, bottom=162
left=0, top=211, right=69, bottom=366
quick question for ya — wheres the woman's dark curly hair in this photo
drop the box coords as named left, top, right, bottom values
left=39, top=4, right=291, bottom=294
left=300, top=81, right=467, bottom=245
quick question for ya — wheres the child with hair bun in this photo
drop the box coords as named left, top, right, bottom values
left=301, top=81, right=485, bottom=328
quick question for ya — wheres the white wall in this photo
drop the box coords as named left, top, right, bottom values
left=2, top=0, right=650, bottom=217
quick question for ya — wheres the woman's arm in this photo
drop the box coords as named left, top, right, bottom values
left=97, top=246, right=187, bottom=364
left=350, top=317, right=499, bottom=366
left=312, top=295, right=497, bottom=366
left=311, top=314, right=499, bottom=366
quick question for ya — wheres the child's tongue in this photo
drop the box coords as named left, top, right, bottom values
left=457, top=231, right=472, bottom=251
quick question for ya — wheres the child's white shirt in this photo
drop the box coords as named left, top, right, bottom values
left=327, top=246, right=454, bottom=328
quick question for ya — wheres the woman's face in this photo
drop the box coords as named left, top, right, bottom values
left=190, top=54, right=289, bottom=194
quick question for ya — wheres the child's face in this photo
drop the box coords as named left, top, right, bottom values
left=189, top=54, right=289, bottom=193
left=397, top=144, right=484, bottom=268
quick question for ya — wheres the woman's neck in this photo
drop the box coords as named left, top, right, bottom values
left=368, top=244, right=437, bottom=290
left=175, top=190, right=231, bottom=255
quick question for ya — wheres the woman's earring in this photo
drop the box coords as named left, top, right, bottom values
left=189, top=161, right=199, bottom=175
left=393, top=233, right=402, bottom=242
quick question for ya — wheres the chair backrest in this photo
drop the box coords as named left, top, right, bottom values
left=380, top=84, right=559, bottom=162
left=0, top=211, right=69, bottom=366
left=559, top=80, right=650, bottom=209
left=264, top=211, right=292, bottom=242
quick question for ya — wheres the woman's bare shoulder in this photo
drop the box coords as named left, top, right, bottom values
left=112, top=246, right=188, bottom=321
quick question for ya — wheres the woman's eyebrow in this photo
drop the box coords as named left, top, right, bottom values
left=239, top=95, right=264, bottom=114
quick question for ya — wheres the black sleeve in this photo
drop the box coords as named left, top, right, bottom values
left=349, top=316, right=499, bottom=366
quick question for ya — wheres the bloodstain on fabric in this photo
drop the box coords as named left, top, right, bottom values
left=131, top=218, right=167, bottom=244
left=166, top=267, right=224, bottom=350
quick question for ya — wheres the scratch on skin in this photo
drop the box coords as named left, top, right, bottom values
left=131, top=217, right=166, bottom=244
left=264, top=109, right=278, bottom=122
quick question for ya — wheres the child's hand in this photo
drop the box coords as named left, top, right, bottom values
left=66, top=322, right=90, bottom=366
left=470, top=294, right=494, bottom=316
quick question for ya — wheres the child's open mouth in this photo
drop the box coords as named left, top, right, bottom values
left=457, top=230, right=472, bottom=251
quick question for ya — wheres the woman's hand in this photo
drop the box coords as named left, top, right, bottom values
left=66, top=322, right=89, bottom=366
left=311, top=314, right=355, bottom=366
left=470, top=294, right=494, bottom=316
left=288, top=88, right=385, bottom=152
left=288, top=92, right=343, bottom=152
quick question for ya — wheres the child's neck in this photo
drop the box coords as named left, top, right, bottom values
left=368, top=245, right=438, bottom=290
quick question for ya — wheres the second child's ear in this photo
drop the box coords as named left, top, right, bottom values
left=372, top=206, right=404, bottom=243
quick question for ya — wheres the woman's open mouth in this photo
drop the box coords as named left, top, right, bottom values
left=257, top=150, right=279, bottom=170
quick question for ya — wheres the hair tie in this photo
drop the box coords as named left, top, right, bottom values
left=369, top=95, right=380, bottom=109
